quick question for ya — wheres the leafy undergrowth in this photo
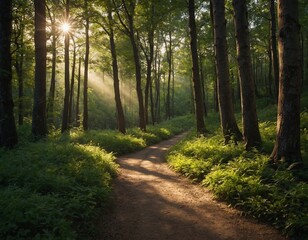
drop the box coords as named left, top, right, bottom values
left=0, top=115, right=193, bottom=239
left=167, top=111, right=308, bottom=239
left=69, top=115, right=194, bottom=156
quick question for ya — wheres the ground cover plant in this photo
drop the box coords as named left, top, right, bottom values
left=167, top=96, right=308, bottom=239
left=0, top=115, right=193, bottom=239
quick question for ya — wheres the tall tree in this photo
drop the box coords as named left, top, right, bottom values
left=270, top=0, right=279, bottom=100
left=106, top=1, right=126, bottom=134
left=68, top=38, right=77, bottom=125
left=232, top=0, right=261, bottom=149
left=46, top=3, right=59, bottom=126
left=83, top=0, right=90, bottom=130
left=76, top=56, right=82, bottom=127
left=115, top=0, right=146, bottom=131
left=61, top=0, right=70, bottom=133
left=212, top=0, right=242, bottom=143
left=270, top=0, right=302, bottom=164
left=0, top=0, right=18, bottom=148
left=188, top=0, right=206, bottom=135
left=32, top=0, right=47, bottom=138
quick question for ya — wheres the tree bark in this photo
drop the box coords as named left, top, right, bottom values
left=210, top=0, right=219, bottom=113
left=212, top=0, right=242, bottom=143
left=270, top=0, right=302, bottom=164
left=76, top=57, right=81, bottom=127
left=188, top=0, right=206, bottom=135
left=165, top=32, right=172, bottom=120
left=47, top=21, right=57, bottom=125
left=232, top=0, right=261, bottom=149
left=32, top=0, right=47, bottom=138
left=0, top=0, right=18, bottom=148
left=83, top=0, right=89, bottom=131
left=61, top=0, right=70, bottom=133
left=14, top=31, right=24, bottom=126
left=120, top=0, right=146, bottom=131
left=69, top=40, right=76, bottom=125
left=270, top=0, right=279, bottom=100
left=108, top=6, right=126, bottom=134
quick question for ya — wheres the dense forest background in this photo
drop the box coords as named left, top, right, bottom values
left=3, top=0, right=307, bottom=133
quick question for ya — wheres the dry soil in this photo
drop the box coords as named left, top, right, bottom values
left=98, top=133, right=286, bottom=240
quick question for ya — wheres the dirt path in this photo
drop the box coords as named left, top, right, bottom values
left=98, top=133, right=286, bottom=240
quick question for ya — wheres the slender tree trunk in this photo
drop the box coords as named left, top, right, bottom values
left=144, top=30, right=154, bottom=125
left=150, top=74, right=155, bottom=124
left=300, top=32, right=304, bottom=90
left=47, top=23, right=57, bottom=125
left=32, top=0, right=47, bottom=138
left=108, top=7, right=126, bottom=134
left=69, top=40, right=76, bottom=125
left=0, top=0, right=18, bottom=148
left=15, top=35, right=24, bottom=126
left=130, top=30, right=146, bottom=131
left=76, top=57, right=81, bottom=127
left=188, top=0, right=206, bottom=135
left=268, top=42, right=273, bottom=97
left=61, top=0, right=70, bottom=133
left=270, top=0, right=279, bottom=100
left=171, top=56, right=175, bottom=118
left=270, top=0, right=302, bottom=164
left=83, top=0, right=89, bottom=131
left=165, top=32, right=172, bottom=120
left=212, top=0, right=242, bottom=143
left=210, top=0, right=219, bottom=112
left=154, top=40, right=161, bottom=123
left=17, top=58, right=24, bottom=126
left=200, top=55, right=207, bottom=117
left=233, top=0, right=261, bottom=149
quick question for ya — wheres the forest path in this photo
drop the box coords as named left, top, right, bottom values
left=98, top=133, right=286, bottom=240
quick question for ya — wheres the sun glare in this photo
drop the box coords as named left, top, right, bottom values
left=60, top=22, right=71, bottom=33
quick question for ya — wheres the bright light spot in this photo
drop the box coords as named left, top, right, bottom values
left=60, top=22, right=71, bottom=33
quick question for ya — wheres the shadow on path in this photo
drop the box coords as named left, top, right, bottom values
left=98, top=133, right=286, bottom=240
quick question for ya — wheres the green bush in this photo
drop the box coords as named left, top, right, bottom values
left=0, top=115, right=193, bottom=239
left=167, top=110, right=308, bottom=239
left=0, top=141, right=117, bottom=239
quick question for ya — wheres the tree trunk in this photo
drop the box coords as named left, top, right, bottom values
left=0, top=0, right=18, bottom=148
left=47, top=22, right=57, bottom=126
left=270, top=0, right=279, bottom=100
left=154, top=40, right=161, bottom=124
left=188, top=0, right=206, bottom=135
left=270, top=0, right=302, bottom=164
left=212, top=0, right=242, bottom=143
left=69, top=40, right=76, bottom=125
left=165, top=32, right=172, bottom=120
left=76, top=57, right=81, bottom=127
left=268, top=36, right=273, bottom=97
left=83, top=0, right=89, bottom=131
left=232, top=0, right=261, bottom=149
left=200, top=55, right=207, bottom=117
left=61, top=0, right=70, bottom=133
left=108, top=7, right=126, bottom=134
left=32, top=0, right=47, bottom=138
left=14, top=32, right=24, bottom=126
left=144, top=30, right=154, bottom=125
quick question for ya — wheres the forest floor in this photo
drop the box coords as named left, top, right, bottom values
left=97, top=133, right=286, bottom=240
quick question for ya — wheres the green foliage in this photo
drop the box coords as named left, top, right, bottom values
left=167, top=107, right=308, bottom=239
left=0, top=141, right=117, bottom=239
left=0, top=115, right=193, bottom=239
left=71, top=115, right=194, bottom=155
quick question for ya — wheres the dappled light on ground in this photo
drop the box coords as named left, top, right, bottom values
left=98, top=133, right=285, bottom=240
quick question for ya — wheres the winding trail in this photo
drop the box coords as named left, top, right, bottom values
left=98, top=133, right=286, bottom=240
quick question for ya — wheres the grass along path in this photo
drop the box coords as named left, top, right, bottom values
left=98, top=133, right=285, bottom=240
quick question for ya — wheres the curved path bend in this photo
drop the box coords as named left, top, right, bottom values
left=98, top=133, right=286, bottom=240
